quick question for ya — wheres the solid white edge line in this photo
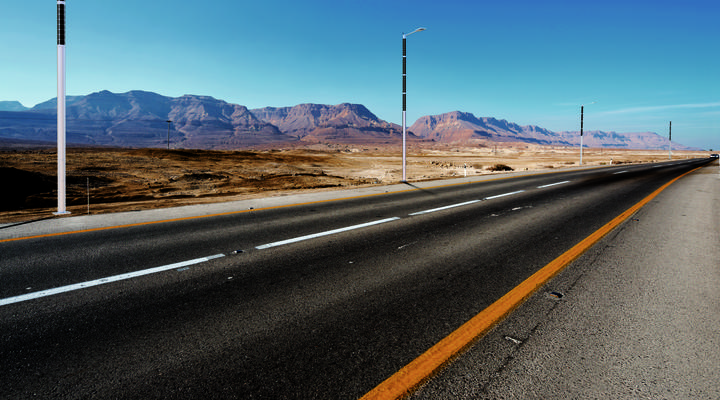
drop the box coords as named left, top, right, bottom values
left=484, top=190, right=525, bottom=200
left=537, top=180, right=570, bottom=189
left=0, top=254, right=225, bottom=307
left=409, top=200, right=481, bottom=216
left=256, top=217, right=401, bottom=250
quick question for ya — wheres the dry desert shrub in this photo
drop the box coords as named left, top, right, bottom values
left=486, top=163, right=514, bottom=172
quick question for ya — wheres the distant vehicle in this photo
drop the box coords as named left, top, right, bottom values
left=711, top=154, right=719, bottom=158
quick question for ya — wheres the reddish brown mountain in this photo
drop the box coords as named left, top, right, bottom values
left=0, top=91, right=699, bottom=150
left=410, top=111, right=695, bottom=150
left=250, top=103, right=407, bottom=144
left=410, top=111, right=570, bottom=145
left=1, top=91, right=290, bottom=149
left=167, top=95, right=289, bottom=148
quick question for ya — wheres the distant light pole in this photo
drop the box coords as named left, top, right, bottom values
left=579, top=102, right=595, bottom=166
left=668, top=121, right=672, bottom=160
left=55, top=0, right=70, bottom=215
left=166, top=120, right=172, bottom=150
left=402, top=27, right=426, bottom=182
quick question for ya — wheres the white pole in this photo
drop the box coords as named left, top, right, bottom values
left=579, top=135, right=583, bottom=166
left=402, top=110, right=407, bottom=182
left=55, top=0, right=69, bottom=215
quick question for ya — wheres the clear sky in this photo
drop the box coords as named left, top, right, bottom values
left=1, top=0, right=718, bottom=149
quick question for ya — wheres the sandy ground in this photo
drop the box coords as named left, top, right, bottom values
left=0, top=143, right=708, bottom=223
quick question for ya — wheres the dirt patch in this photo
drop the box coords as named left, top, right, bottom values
left=0, top=145, right=709, bottom=223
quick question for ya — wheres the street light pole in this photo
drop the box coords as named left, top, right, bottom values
left=579, top=102, right=595, bottom=166
left=580, top=105, right=584, bottom=166
left=668, top=121, right=672, bottom=160
left=55, top=0, right=69, bottom=215
left=402, top=27, right=425, bottom=183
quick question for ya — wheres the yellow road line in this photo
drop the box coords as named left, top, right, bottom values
left=0, top=170, right=564, bottom=244
left=0, top=195, right=373, bottom=243
left=360, top=165, right=703, bottom=400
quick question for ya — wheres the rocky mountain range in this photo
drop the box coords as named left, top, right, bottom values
left=410, top=111, right=563, bottom=145
left=250, top=103, right=404, bottom=144
left=0, top=90, right=696, bottom=150
left=0, top=101, right=29, bottom=112
left=409, top=111, right=687, bottom=149
left=1, top=91, right=287, bottom=148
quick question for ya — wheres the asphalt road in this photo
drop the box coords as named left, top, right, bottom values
left=411, top=158, right=720, bottom=399
left=0, top=158, right=714, bottom=399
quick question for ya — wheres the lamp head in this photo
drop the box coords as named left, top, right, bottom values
left=404, top=27, right=427, bottom=38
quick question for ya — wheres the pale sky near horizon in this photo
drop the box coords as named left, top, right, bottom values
left=1, top=0, right=718, bottom=149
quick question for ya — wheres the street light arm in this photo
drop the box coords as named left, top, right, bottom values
left=403, top=27, right=426, bottom=38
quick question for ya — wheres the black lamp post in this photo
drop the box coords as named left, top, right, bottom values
left=402, top=27, right=426, bottom=182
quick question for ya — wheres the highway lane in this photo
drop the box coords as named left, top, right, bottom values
left=0, top=159, right=699, bottom=298
left=410, top=158, right=720, bottom=399
left=0, top=158, right=713, bottom=399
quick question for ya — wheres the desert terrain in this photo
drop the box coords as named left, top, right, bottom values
left=0, top=142, right=708, bottom=224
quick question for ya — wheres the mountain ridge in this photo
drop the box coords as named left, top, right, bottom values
left=0, top=101, right=29, bottom=112
left=0, top=90, right=700, bottom=150
left=410, top=111, right=693, bottom=150
left=250, top=103, right=406, bottom=144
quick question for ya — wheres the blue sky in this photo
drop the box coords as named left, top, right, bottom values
left=1, top=0, right=718, bottom=149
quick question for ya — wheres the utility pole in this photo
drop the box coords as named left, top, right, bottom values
left=401, top=27, right=425, bottom=182
left=580, top=105, right=584, bottom=166
left=579, top=102, right=595, bottom=166
left=55, top=0, right=69, bottom=215
left=669, top=121, right=672, bottom=160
